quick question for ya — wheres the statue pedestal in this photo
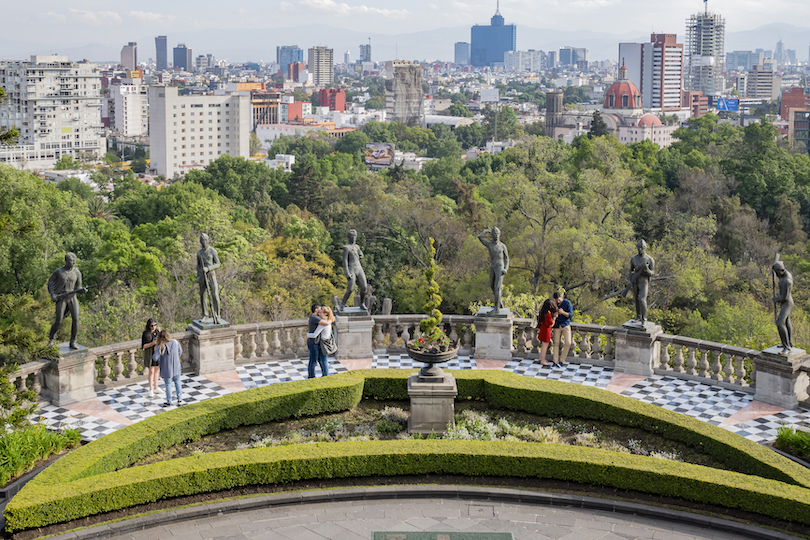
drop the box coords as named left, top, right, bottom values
left=754, top=347, right=810, bottom=409
left=188, top=320, right=235, bottom=375
left=41, top=345, right=97, bottom=406
left=407, top=373, right=457, bottom=434
left=335, top=309, right=373, bottom=360
left=614, top=321, right=663, bottom=376
left=473, top=308, right=513, bottom=361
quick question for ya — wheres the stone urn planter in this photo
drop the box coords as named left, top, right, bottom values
left=406, top=342, right=459, bottom=380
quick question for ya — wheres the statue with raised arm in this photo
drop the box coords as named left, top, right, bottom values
left=48, top=252, right=87, bottom=349
left=772, top=260, right=794, bottom=352
left=195, top=233, right=222, bottom=322
left=340, top=229, right=368, bottom=311
left=478, top=227, right=509, bottom=310
left=629, top=239, right=655, bottom=323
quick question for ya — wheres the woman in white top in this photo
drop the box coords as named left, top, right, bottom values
left=306, top=306, right=335, bottom=377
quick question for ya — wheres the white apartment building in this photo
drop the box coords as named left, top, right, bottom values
left=307, top=46, right=334, bottom=87
left=504, top=50, right=546, bottom=72
left=0, top=55, right=104, bottom=170
left=619, top=34, right=683, bottom=112
left=113, top=84, right=149, bottom=136
left=148, top=85, right=249, bottom=178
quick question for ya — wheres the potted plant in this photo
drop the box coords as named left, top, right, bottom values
left=406, top=238, right=459, bottom=377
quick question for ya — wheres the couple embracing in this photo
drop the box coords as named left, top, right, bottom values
left=306, top=304, right=337, bottom=378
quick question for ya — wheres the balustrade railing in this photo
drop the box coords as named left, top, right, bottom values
left=93, top=331, right=194, bottom=390
left=231, top=320, right=309, bottom=364
left=513, top=319, right=617, bottom=362
left=371, top=315, right=476, bottom=356
left=657, top=334, right=758, bottom=390
left=8, top=360, right=48, bottom=402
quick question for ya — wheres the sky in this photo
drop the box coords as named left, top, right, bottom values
left=3, top=0, right=810, bottom=59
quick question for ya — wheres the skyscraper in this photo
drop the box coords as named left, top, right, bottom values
left=276, top=46, right=303, bottom=77
left=685, top=1, right=725, bottom=95
left=155, top=36, right=168, bottom=71
left=454, top=42, right=470, bottom=66
left=120, top=42, right=137, bottom=70
left=308, top=46, right=334, bottom=86
left=618, top=34, right=683, bottom=111
left=359, top=42, right=371, bottom=63
left=173, top=44, right=192, bottom=71
left=470, top=2, right=516, bottom=67
left=385, top=61, right=423, bottom=125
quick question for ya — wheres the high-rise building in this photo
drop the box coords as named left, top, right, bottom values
left=155, top=36, right=168, bottom=71
left=0, top=55, right=104, bottom=170
left=385, top=61, right=423, bottom=125
left=359, top=43, right=371, bottom=63
left=148, top=85, right=250, bottom=178
left=685, top=1, right=725, bottom=95
left=454, top=42, right=470, bottom=66
left=775, top=40, right=785, bottom=64
left=173, top=44, right=192, bottom=71
left=470, top=2, right=516, bottom=67
left=726, top=51, right=763, bottom=71
left=746, top=64, right=781, bottom=100
left=121, top=42, right=137, bottom=70
left=344, top=51, right=351, bottom=65
left=319, top=88, right=346, bottom=112
left=113, top=84, right=149, bottom=136
left=308, top=46, right=334, bottom=86
left=504, top=50, right=546, bottom=72
left=618, top=34, right=683, bottom=112
left=558, top=46, right=587, bottom=67
left=276, top=46, right=303, bottom=77
left=546, top=51, right=557, bottom=68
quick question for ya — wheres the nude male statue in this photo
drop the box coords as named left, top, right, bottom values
left=773, top=260, right=794, bottom=352
left=47, top=252, right=87, bottom=349
left=340, top=229, right=368, bottom=311
left=478, top=227, right=509, bottom=311
left=195, top=233, right=222, bottom=322
left=629, top=239, right=655, bottom=323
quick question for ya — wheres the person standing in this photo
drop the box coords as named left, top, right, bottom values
left=536, top=299, right=557, bottom=367
left=306, top=304, right=323, bottom=379
left=47, top=252, right=87, bottom=349
left=153, top=330, right=183, bottom=407
left=141, top=318, right=160, bottom=398
left=308, top=306, right=336, bottom=377
left=195, top=233, right=222, bottom=322
left=552, top=292, right=573, bottom=368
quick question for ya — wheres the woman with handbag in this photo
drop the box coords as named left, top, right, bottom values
left=152, top=330, right=183, bottom=407
left=537, top=299, right=557, bottom=367
left=306, top=306, right=336, bottom=377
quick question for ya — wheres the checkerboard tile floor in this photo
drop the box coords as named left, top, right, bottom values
left=33, top=356, right=810, bottom=445
left=237, top=358, right=349, bottom=388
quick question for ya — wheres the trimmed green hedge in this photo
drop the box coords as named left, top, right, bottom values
left=6, top=369, right=810, bottom=532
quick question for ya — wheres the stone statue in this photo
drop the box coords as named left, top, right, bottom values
left=340, top=229, right=368, bottom=311
left=478, top=227, right=509, bottom=310
left=47, top=252, right=87, bottom=349
left=773, top=260, right=794, bottom=352
left=195, top=233, right=222, bottom=322
left=629, top=239, right=655, bottom=323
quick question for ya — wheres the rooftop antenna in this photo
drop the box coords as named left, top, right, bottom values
left=496, top=0, right=501, bottom=15
left=704, top=0, right=708, bottom=15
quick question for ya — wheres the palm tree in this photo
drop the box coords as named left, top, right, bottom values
left=87, top=197, right=118, bottom=221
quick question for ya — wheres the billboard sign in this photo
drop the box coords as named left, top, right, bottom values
left=364, top=143, right=394, bottom=167
left=717, top=98, right=739, bottom=112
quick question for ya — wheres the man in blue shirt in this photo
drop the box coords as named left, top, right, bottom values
left=552, top=291, right=573, bottom=367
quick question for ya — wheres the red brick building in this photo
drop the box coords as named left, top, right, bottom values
left=318, top=88, right=346, bottom=112
left=682, top=90, right=709, bottom=118
left=781, top=87, right=810, bottom=120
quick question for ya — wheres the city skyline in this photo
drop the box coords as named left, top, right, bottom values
left=2, top=0, right=810, bottom=63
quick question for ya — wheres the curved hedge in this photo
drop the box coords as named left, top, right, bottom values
left=6, top=369, right=810, bottom=532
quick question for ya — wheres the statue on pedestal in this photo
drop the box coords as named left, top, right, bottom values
left=629, top=239, right=655, bottom=323
left=47, top=252, right=89, bottom=349
left=340, top=229, right=368, bottom=311
left=773, top=260, right=794, bottom=352
left=478, top=227, right=509, bottom=311
left=195, top=233, right=222, bottom=323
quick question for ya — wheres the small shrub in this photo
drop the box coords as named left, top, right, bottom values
left=776, top=427, right=810, bottom=460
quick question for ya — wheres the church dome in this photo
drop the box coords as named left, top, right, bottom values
left=637, top=113, right=663, bottom=127
left=604, top=60, right=641, bottom=109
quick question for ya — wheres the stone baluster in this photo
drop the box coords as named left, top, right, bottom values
left=16, top=373, right=27, bottom=392
left=31, top=371, right=42, bottom=398
left=283, top=328, right=295, bottom=356
left=127, top=349, right=138, bottom=378
left=603, top=334, right=613, bottom=361
left=660, top=343, right=671, bottom=370
left=401, top=324, right=411, bottom=347
left=673, top=346, right=684, bottom=373
left=698, top=349, right=710, bottom=378
left=686, top=347, right=697, bottom=375
left=461, top=325, right=473, bottom=355
left=270, top=329, right=282, bottom=358
left=590, top=333, right=601, bottom=360
left=711, top=351, right=723, bottom=381
left=247, top=331, right=258, bottom=360
left=516, top=325, right=527, bottom=355
left=449, top=322, right=459, bottom=348
left=234, top=333, right=244, bottom=361
left=724, top=354, right=737, bottom=384
left=578, top=331, right=589, bottom=359
left=113, top=351, right=125, bottom=381
left=258, top=330, right=269, bottom=359
left=99, top=355, right=112, bottom=384
left=736, top=355, right=749, bottom=387
left=374, top=323, right=385, bottom=349
left=295, top=327, right=307, bottom=356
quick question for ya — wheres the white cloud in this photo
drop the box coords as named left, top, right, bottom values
left=126, top=11, right=176, bottom=25
left=43, top=11, right=66, bottom=21
left=67, top=9, right=122, bottom=25
left=297, top=0, right=409, bottom=18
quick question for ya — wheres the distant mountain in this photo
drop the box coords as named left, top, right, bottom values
left=2, top=22, right=809, bottom=65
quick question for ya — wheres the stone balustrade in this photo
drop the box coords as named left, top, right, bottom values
left=7, top=313, right=809, bottom=409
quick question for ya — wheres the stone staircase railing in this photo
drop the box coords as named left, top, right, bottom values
left=8, top=313, right=809, bottom=410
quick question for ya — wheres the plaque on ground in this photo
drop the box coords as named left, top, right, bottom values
left=372, top=533, right=513, bottom=540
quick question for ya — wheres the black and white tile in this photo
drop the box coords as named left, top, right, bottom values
left=237, top=358, right=349, bottom=388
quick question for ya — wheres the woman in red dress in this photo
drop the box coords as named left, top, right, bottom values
left=537, top=299, right=557, bottom=367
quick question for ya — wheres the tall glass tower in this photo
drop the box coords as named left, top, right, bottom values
left=470, top=2, right=516, bottom=67
left=155, top=36, right=168, bottom=71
